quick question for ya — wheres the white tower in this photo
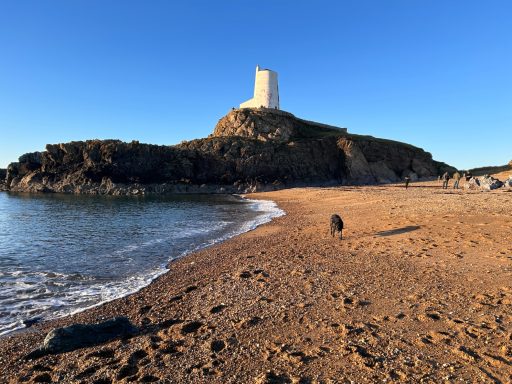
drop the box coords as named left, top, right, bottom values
left=240, top=65, right=280, bottom=109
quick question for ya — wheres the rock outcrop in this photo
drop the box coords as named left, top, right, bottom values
left=5, top=108, right=454, bottom=194
left=213, top=108, right=347, bottom=142
left=0, top=168, right=6, bottom=191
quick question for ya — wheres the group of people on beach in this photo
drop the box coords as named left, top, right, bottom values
left=439, top=170, right=472, bottom=189
left=404, top=170, right=472, bottom=189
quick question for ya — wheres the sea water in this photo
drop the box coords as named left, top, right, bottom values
left=0, top=192, right=284, bottom=336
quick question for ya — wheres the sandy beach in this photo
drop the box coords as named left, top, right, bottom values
left=1, top=180, right=511, bottom=383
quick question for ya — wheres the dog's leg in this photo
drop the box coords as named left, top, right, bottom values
left=339, top=229, right=343, bottom=240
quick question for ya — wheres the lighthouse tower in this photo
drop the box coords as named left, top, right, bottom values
left=240, top=65, right=279, bottom=109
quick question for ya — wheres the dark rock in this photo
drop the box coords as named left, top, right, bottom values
left=0, top=168, right=6, bottom=191
left=25, top=317, right=138, bottom=359
left=23, top=316, right=43, bottom=328
left=6, top=109, right=455, bottom=194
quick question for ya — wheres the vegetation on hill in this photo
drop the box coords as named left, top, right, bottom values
left=468, top=162, right=512, bottom=176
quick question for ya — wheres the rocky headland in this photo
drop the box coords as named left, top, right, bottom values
left=3, top=108, right=454, bottom=195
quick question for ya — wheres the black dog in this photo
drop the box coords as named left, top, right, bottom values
left=330, top=214, right=344, bottom=239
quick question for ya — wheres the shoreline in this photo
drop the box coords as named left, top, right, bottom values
left=1, top=181, right=511, bottom=383
left=0, top=194, right=285, bottom=338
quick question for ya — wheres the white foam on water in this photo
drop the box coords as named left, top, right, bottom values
left=0, top=320, right=25, bottom=336
left=0, top=197, right=285, bottom=337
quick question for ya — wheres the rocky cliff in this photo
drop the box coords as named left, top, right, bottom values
left=0, top=168, right=6, bottom=191
left=4, top=108, right=454, bottom=194
left=213, top=108, right=347, bottom=142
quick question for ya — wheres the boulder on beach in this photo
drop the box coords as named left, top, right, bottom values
left=465, top=175, right=504, bottom=190
left=503, top=176, right=512, bottom=189
left=25, top=317, right=138, bottom=359
left=479, top=175, right=504, bottom=190
left=465, top=177, right=481, bottom=190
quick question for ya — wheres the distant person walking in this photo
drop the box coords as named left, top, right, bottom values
left=404, top=176, right=411, bottom=189
left=442, top=172, right=450, bottom=189
left=453, top=171, right=461, bottom=189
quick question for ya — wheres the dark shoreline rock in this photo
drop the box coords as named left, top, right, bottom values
left=25, top=317, right=138, bottom=359
left=5, top=109, right=455, bottom=195
left=0, top=168, right=6, bottom=191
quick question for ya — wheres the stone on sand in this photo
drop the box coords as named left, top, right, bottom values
left=25, top=317, right=138, bottom=359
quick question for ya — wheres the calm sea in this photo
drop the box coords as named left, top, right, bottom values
left=0, top=192, right=283, bottom=336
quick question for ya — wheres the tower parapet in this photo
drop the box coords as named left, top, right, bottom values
left=240, top=65, right=279, bottom=109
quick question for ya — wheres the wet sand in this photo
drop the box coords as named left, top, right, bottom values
left=1, top=180, right=511, bottom=383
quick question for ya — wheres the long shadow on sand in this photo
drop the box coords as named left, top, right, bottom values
left=375, top=226, right=420, bottom=237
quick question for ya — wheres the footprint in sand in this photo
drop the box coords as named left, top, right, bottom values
left=210, top=339, right=226, bottom=353
left=455, top=345, right=481, bottom=361
left=426, top=331, right=453, bottom=345
left=184, top=285, right=198, bottom=293
left=239, top=271, right=252, bottom=279
left=74, top=365, right=100, bottom=380
left=181, top=321, right=204, bottom=335
left=116, top=349, right=149, bottom=380
left=210, top=304, right=227, bottom=314
left=239, top=269, right=270, bottom=283
left=32, top=373, right=53, bottom=382
left=91, top=378, right=112, bottom=384
left=139, top=375, right=160, bottom=382
left=139, top=305, right=152, bottom=315
left=238, top=316, right=263, bottom=329
left=160, top=339, right=185, bottom=355
left=169, top=294, right=183, bottom=303
left=256, top=371, right=294, bottom=384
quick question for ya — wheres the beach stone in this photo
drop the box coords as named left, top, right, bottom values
left=465, top=177, right=481, bottom=190
left=503, top=176, right=512, bottom=189
left=26, top=317, right=138, bottom=359
left=479, top=175, right=503, bottom=190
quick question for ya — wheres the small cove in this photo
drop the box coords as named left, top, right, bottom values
left=0, top=192, right=283, bottom=336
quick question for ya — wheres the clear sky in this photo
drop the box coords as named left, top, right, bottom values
left=0, top=0, right=510, bottom=170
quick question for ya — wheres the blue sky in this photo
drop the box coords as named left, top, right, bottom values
left=0, top=0, right=510, bottom=170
